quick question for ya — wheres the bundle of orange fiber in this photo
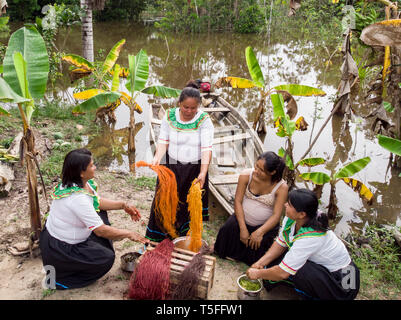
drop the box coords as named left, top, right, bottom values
left=186, top=179, right=204, bottom=253
left=128, top=239, right=174, bottom=300
left=135, top=161, right=178, bottom=238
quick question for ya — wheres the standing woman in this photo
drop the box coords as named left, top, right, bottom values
left=213, top=151, right=288, bottom=266
left=40, top=148, right=149, bottom=290
left=146, top=81, right=214, bottom=242
left=246, top=188, right=360, bottom=300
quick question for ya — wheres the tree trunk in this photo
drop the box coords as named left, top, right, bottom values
left=81, top=0, right=94, bottom=63
left=128, top=106, right=136, bottom=173
left=24, top=128, right=41, bottom=242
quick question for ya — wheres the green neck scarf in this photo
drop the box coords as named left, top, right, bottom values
left=282, top=217, right=326, bottom=248
left=167, top=107, right=209, bottom=131
left=51, top=179, right=100, bottom=212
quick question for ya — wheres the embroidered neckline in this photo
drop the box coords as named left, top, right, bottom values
left=282, top=217, right=326, bottom=248
left=51, top=179, right=100, bottom=212
left=167, top=107, right=209, bottom=131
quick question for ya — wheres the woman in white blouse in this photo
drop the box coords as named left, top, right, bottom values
left=40, top=148, right=149, bottom=290
left=146, top=81, right=214, bottom=242
left=246, top=188, right=360, bottom=300
left=213, top=151, right=288, bottom=266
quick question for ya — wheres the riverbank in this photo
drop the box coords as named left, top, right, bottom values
left=0, top=104, right=400, bottom=300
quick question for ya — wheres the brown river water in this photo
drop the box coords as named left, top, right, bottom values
left=8, top=21, right=401, bottom=235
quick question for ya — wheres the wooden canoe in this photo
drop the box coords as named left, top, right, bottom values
left=149, top=92, right=265, bottom=215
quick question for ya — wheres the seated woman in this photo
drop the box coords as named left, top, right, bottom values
left=39, top=148, right=149, bottom=290
left=246, top=188, right=360, bottom=300
left=213, top=151, right=288, bottom=266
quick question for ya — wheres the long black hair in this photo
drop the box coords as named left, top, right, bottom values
left=61, top=148, right=92, bottom=188
left=288, top=188, right=329, bottom=232
left=257, top=151, right=286, bottom=183
left=178, top=80, right=201, bottom=104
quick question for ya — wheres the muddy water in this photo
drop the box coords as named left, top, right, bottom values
left=51, top=22, right=400, bottom=235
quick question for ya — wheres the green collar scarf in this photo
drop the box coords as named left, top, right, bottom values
left=282, top=217, right=326, bottom=248
left=51, top=179, right=100, bottom=212
left=167, top=107, right=209, bottom=131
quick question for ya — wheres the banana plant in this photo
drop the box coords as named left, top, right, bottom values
left=215, top=46, right=326, bottom=134
left=63, top=39, right=132, bottom=123
left=299, top=157, right=374, bottom=220
left=125, top=49, right=181, bottom=171
left=377, top=134, right=401, bottom=176
left=2, top=25, right=50, bottom=245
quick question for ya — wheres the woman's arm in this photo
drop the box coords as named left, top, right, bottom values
left=247, top=264, right=290, bottom=282
left=99, top=198, right=141, bottom=221
left=93, top=224, right=149, bottom=243
left=234, top=172, right=251, bottom=246
left=251, top=241, right=287, bottom=269
left=249, top=183, right=288, bottom=250
left=195, top=150, right=212, bottom=188
left=152, top=143, right=169, bottom=166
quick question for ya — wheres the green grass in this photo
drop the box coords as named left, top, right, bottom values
left=125, top=175, right=157, bottom=190
left=347, top=225, right=401, bottom=299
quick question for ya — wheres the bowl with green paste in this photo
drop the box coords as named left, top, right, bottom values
left=236, top=274, right=263, bottom=300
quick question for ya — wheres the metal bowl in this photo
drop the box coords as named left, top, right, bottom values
left=120, top=251, right=142, bottom=272
left=172, top=236, right=208, bottom=253
left=236, top=274, right=263, bottom=300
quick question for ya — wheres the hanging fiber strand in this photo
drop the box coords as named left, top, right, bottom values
left=128, top=239, right=174, bottom=300
left=186, top=179, right=204, bottom=252
left=169, top=245, right=212, bottom=300
left=135, top=161, right=178, bottom=238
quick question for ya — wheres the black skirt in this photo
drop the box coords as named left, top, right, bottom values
left=264, top=258, right=360, bottom=300
left=145, top=154, right=209, bottom=242
left=213, top=214, right=279, bottom=266
left=39, top=210, right=115, bottom=290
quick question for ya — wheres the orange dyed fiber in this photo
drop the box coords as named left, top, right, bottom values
left=135, top=161, right=178, bottom=238
left=186, top=179, right=204, bottom=253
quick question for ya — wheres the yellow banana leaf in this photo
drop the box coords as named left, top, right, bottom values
left=62, top=54, right=94, bottom=71
left=101, top=39, right=126, bottom=76
left=105, top=98, right=121, bottom=112
left=111, top=64, right=121, bottom=92
left=295, top=116, right=308, bottom=131
left=119, top=91, right=143, bottom=114
left=342, top=178, right=374, bottom=204
left=215, top=77, right=259, bottom=89
left=110, top=67, right=129, bottom=78
left=73, top=89, right=105, bottom=100
left=69, top=68, right=92, bottom=82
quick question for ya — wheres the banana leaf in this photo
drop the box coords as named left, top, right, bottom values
left=111, top=64, right=121, bottom=92
left=215, top=76, right=259, bottom=89
left=298, top=157, right=326, bottom=167
left=0, top=77, right=30, bottom=104
left=278, top=147, right=294, bottom=170
left=72, top=92, right=121, bottom=113
left=73, top=89, right=105, bottom=100
left=245, top=46, right=265, bottom=88
left=333, top=157, right=371, bottom=180
left=273, top=84, right=326, bottom=96
left=377, top=134, right=401, bottom=156
left=119, top=91, right=143, bottom=113
left=299, top=172, right=331, bottom=185
left=101, top=39, right=126, bottom=77
left=271, top=93, right=285, bottom=120
left=126, top=49, right=149, bottom=94
left=62, top=54, right=94, bottom=71
left=3, top=26, right=49, bottom=100
left=342, top=177, right=374, bottom=204
left=141, top=85, right=181, bottom=98
left=295, top=116, right=308, bottom=131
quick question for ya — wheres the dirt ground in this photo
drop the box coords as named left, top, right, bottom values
left=0, top=154, right=300, bottom=301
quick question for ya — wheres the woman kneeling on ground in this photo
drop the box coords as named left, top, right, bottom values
left=40, top=148, right=149, bottom=290
left=213, top=151, right=288, bottom=266
left=246, top=188, right=360, bottom=300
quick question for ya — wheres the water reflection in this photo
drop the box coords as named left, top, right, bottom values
left=48, top=22, right=401, bottom=232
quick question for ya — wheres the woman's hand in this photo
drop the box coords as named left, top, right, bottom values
left=251, top=261, right=264, bottom=269
left=249, top=229, right=263, bottom=250
left=128, top=231, right=150, bottom=244
left=239, top=228, right=250, bottom=247
left=246, top=267, right=260, bottom=280
left=123, top=202, right=141, bottom=221
left=194, top=172, right=207, bottom=189
left=151, top=157, right=160, bottom=166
